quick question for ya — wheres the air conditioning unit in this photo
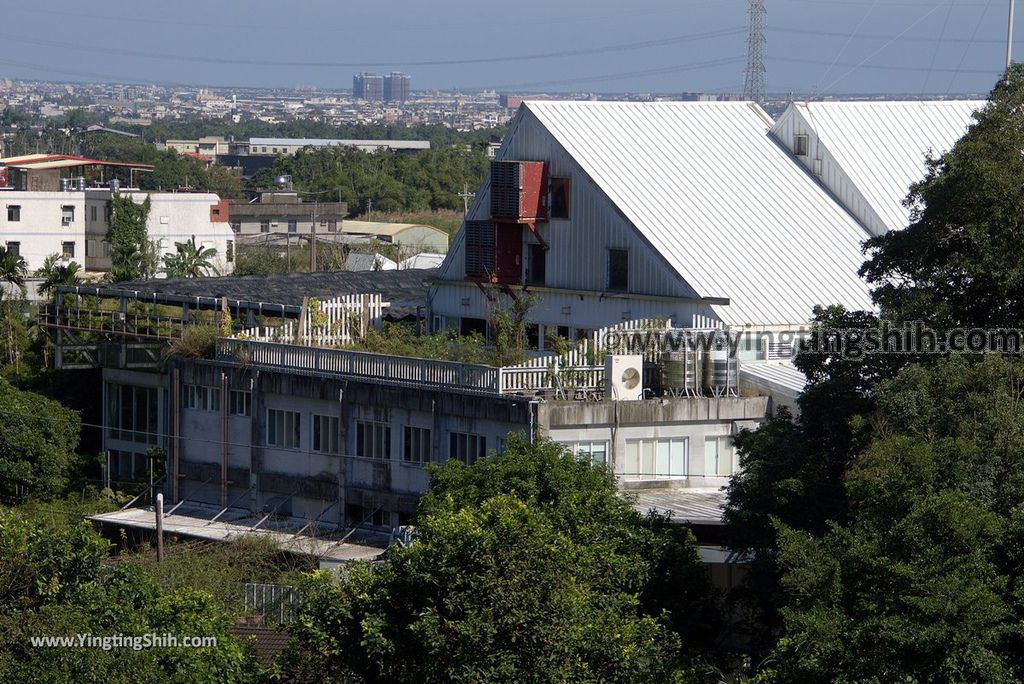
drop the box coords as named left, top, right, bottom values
left=605, top=354, right=643, bottom=401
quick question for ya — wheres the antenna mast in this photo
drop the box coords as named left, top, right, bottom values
left=1008, top=0, right=1016, bottom=69
left=744, top=0, right=767, bottom=104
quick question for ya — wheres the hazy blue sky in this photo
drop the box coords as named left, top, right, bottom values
left=0, top=0, right=1017, bottom=95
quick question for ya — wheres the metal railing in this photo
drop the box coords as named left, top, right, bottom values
left=217, top=338, right=503, bottom=395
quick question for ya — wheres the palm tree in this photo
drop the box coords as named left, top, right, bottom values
left=35, top=253, right=83, bottom=298
left=0, top=245, right=28, bottom=297
left=163, top=236, right=218, bottom=278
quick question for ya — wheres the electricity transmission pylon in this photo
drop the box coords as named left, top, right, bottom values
left=743, top=0, right=767, bottom=104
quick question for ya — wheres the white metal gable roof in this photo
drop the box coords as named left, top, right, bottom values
left=779, top=100, right=982, bottom=233
left=523, top=100, right=875, bottom=328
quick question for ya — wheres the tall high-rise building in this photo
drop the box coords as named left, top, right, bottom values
left=383, top=72, right=411, bottom=103
left=353, top=72, right=383, bottom=101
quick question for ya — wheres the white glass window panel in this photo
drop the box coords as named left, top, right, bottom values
left=625, top=440, right=640, bottom=479
left=656, top=441, right=670, bottom=479
left=670, top=439, right=688, bottom=476
left=641, top=441, right=655, bottom=479
left=705, top=437, right=719, bottom=477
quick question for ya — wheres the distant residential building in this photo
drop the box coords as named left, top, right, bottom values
left=0, top=154, right=235, bottom=274
left=383, top=72, right=410, bottom=103
left=247, top=138, right=430, bottom=156
left=353, top=72, right=383, bottom=102
left=228, top=192, right=348, bottom=236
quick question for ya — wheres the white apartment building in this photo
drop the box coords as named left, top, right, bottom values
left=0, top=154, right=235, bottom=275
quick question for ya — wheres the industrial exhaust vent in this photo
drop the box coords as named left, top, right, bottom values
left=490, top=160, right=548, bottom=221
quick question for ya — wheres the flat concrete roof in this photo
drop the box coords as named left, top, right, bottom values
left=88, top=504, right=385, bottom=564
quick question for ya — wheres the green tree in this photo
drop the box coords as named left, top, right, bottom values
left=284, top=436, right=718, bottom=683
left=0, top=245, right=28, bottom=296
left=861, top=65, right=1024, bottom=330
left=756, top=355, right=1024, bottom=683
left=107, top=194, right=153, bottom=282
left=35, top=254, right=83, bottom=298
left=0, top=377, right=81, bottom=500
left=162, top=237, right=219, bottom=278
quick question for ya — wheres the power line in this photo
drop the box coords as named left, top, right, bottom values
left=478, top=56, right=746, bottom=91
left=946, top=0, right=996, bottom=93
left=813, top=0, right=881, bottom=94
left=0, top=28, right=746, bottom=69
left=770, top=25, right=1023, bottom=43
left=772, top=55, right=1002, bottom=75
left=922, top=0, right=958, bottom=94
left=817, top=0, right=952, bottom=95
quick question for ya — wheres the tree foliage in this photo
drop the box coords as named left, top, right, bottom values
left=35, top=254, right=83, bottom=298
left=107, top=193, right=154, bottom=282
left=0, top=377, right=81, bottom=500
left=162, top=237, right=219, bottom=278
left=284, top=436, right=718, bottom=683
left=861, top=64, right=1024, bottom=330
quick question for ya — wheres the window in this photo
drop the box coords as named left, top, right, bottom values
left=449, top=432, right=486, bottom=465
left=288, top=220, right=297, bottom=233
left=526, top=243, right=546, bottom=285
left=262, top=147, right=267, bottom=153
left=327, top=220, right=338, bottom=232
left=549, top=176, right=571, bottom=219
left=624, top=437, right=688, bottom=480
left=90, top=205, right=97, bottom=221
left=6, top=242, right=19, bottom=258
left=61, top=205, right=75, bottom=226
left=6, top=205, right=20, bottom=222
left=704, top=435, right=738, bottom=477
left=62, top=241, right=75, bottom=259
left=563, top=441, right=609, bottom=468
left=793, top=134, right=809, bottom=157
left=229, top=389, right=251, bottom=416
left=460, top=317, right=487, bottom=338
left=184, top=384, right=220, bottom=412
left=526, top=324, right=540, bottom=351
left=107, top=384, right=159, bottom=444
left=104, top=204, right=111, bottom=223
left=312, top=414, right=340, bottom=454
left=260, top=221, right=270, bottom=233
left=608, top=249, right=629, bottom=291
left=226, top=240, right=234, bottom=263
left=403, top=426, right=432, bottom=463
left=267, top=409, right=300, bottom=449
left=356, top=420, right=391, bottom=460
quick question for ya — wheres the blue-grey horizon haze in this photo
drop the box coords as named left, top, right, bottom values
left=0, top=0, right=1017, bottom=95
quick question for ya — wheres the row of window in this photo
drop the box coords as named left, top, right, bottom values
left=251, top=220, right=338, bottom=233
left=3, top=241, right=78, bottom=260
left=562, top=435, right=738, bottom=479
left=4, top=205, right=78, bottom=224
left=182, top=387, right=488, bottom=463
left=498, top=244, right=628, bottom=291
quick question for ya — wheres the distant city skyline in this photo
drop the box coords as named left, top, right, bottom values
left=0, top=0, right=1019, bottom=95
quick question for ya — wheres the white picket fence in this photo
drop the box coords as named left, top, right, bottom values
left=499, top=318, right=673, bottom=393
left=239, top=293, right=386, bottom=347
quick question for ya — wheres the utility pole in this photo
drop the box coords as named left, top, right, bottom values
left=458, top=182, right=476, bottom=215
left=743, top=0, right=767, bottom=105
left=1009, top=0, right=1016, bottom=69
left=310, top=202, right=318, bottom=272
left=155, top=492, right=165, bottom=562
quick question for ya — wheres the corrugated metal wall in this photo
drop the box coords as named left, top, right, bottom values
left=433, top=106, right=716, bottom=333
left=771, top=106, right=887, bottom=237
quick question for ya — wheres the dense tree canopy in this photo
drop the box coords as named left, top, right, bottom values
left=284, top=436, right=719, bottom=683
left=861, top=64, right=1024, bottom=329
left=727, top=68, right=1024, bottom=681
left=0, top=377, right=81, bottom=500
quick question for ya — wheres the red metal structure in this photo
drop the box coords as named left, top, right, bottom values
left=490, top=160, right=548, bottom=221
